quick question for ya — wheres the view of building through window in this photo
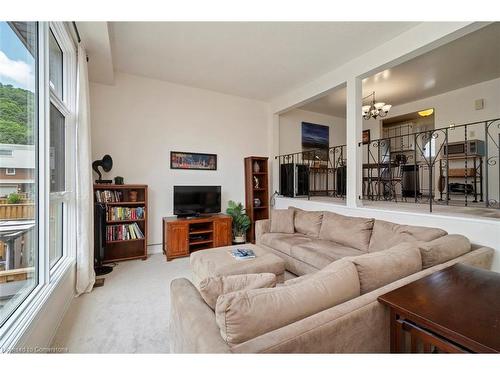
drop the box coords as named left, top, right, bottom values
left=0, top=21, right=38, bottom=325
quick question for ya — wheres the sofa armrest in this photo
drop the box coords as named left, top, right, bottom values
left=169, top=278, right=230, bottom=353
left=255, top=219, right=270, bottom=244
left=458, top=246, right=494, bottom=270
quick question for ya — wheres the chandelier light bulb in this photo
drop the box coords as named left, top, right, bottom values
left=362, top=91, right=391, bottom=120
left=382, top=104, right=392, bottom=112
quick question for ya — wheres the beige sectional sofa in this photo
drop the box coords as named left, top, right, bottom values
left=169, top=208, right=494, bottom=353
left=256, top=207, right=449, bottom=275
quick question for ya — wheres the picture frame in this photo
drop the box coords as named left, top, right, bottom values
left=170, top=151, right=217, bottom=170
left=301, top=122, right=330, bottom=162
left=362, top=129, right=371, bottom=145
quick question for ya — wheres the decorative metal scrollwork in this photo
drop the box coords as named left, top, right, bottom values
left=487, top=156, right=498, bottom=167
left=275, top=118, right=500, bottom=213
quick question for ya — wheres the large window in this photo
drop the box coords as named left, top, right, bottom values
left=0, top=22, right=76, bottom=338
left=0, top=21, right=38, bottom=326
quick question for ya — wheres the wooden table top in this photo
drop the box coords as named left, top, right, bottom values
left=378, top=263, right=500, bottom=353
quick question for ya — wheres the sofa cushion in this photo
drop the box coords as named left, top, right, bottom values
left=319, top=212, right=374, bottom=252
left=348, top=242, right=422, bottom=294
left=270, top=209, right=295, bottom=234
left=419, top=234, right=471, bottom=269
left=215, top=259, right=360, bottom=345
left=283, top=273, right=313, bottom=286
left=291, top=240, right=364, bottom=269
left=199, top=273, right=276, bottom=310
left=260, top=233, right=312, bottom=255
left=290, top=207, right=323, bottom=237
left=369, top=219, right=447, bottom=252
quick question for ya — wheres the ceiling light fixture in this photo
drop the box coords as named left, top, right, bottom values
left=418, top=108, right=434, bottom=117
left=362, top=91, right=392, bottom=120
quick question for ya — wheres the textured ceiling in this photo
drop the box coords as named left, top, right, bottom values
left=299, top=22, right=500, bottom=117
left=108, top=22, right=418, bottom=100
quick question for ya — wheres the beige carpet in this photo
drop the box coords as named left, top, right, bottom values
left=52, top=254, right=192, bottom=353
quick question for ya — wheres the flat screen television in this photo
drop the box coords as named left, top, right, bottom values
left=173, top=185, right=221, bottom=217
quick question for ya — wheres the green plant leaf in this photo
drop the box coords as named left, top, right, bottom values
left=226, top=200, right=251, bottom=235
left=7, top=193, right=22, bottom=204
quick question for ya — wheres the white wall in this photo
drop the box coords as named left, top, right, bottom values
left=90, top=72, right=270, bottom=252
left=275, top=197, right=500, bottom=272
left=278, top=109, right=346, bottom=155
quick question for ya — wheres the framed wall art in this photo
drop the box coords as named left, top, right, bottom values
left=170, top=151, right=217, bottom=170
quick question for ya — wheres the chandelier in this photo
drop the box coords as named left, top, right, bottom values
left=362, top=91, right=392, bottom=120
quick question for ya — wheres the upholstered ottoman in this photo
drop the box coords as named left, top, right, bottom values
left=190, top=244, right=286, bottom=286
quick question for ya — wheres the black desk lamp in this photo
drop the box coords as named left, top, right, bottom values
left=92, top=155, right=113, bottom=184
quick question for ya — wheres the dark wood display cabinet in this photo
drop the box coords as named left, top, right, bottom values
left=244, top=156, right=269, bottom=243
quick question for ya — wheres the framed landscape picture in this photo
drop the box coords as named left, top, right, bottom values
left=170, top=151, right=217, bottom=170
left=301, top=122, right=329, bottom=162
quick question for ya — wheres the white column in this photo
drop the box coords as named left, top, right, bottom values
left=346, top=77, right=363, bottom=208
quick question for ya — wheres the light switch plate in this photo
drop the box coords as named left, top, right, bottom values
left=475, top=99, right=484, bottom=110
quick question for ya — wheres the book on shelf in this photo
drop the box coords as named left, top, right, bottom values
left=229, top=248, right=256, bottom=260
left=106, top=222, right=145, bottom=242
left=107, top=206, right=145, bottom=221
left=95, top=190, right=124, bottom=203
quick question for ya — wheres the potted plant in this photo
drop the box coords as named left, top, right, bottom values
left=7, top=193, right=22, bottom=204
left=226, top=200, right=251, bottom=244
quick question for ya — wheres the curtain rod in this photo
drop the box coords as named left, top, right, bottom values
left=72, top=21, right=89, bottom=62
left=72, top=21, right=81, bottom=43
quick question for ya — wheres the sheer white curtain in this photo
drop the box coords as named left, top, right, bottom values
left=75, top=45, right=95, bottom=295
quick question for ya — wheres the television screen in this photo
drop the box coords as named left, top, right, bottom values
left=173, top=186, right=221, bottom=216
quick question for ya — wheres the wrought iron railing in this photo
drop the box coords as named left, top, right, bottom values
left=275, top=144, right=347, bottom=199
left=360, top=118, right=500, bottom=212
left=275, top=118, right=500, bottom=215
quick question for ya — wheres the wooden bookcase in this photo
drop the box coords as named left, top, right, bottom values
left=94, top=184, right=148, bottom=263
left=244, top=156, right=269, bottom=243
left=163, top=215, right=232, bottom=261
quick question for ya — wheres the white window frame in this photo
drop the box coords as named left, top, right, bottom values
left=0, top=21, right=77, bottom=351
left=5, top=168, right=16, bottom=175
left=47, top=21, right=77, bottom=274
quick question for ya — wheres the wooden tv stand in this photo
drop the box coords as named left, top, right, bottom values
left=163, top=214, right=232, bottom=261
